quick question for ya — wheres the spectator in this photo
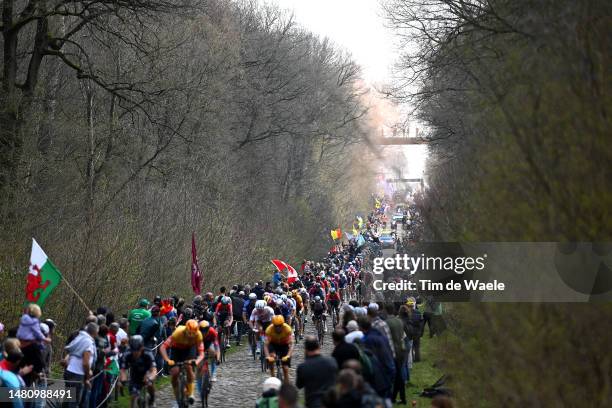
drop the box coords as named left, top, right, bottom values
left=367, top=303, right=395, bottom=358
left=138, top=306, right=161, bottom=349
left=128, top=299, right=151, bottom=336
left=331, top=329, right=360, bottom=369
left=358, top=317, right=395, bottom=400
left=116, top=318, right=130, bottom=350
left=256, top=376, right=281, bottom=408
left=344, top=320, right=363, bottom=344
left=340, top=306, right=356, bottom=331
left=230, top=291, right=245, bottom=346
left=0, top=340, right=26, bottom=408
left=399, top=303, right=421, bottom=382
left=63, top=322, right=98, bottom=408
left=89, top=325, right=109, bottom=408
left=16, top=303, right=50, bottom=385
left=385, top=304, right=407, bottom=405
left=279, top=383, right=299, bottom=408
left=296, top=336, right=338, bottom=408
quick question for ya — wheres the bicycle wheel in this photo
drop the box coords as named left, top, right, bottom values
left=276, top=359, right=283, bottom=382
left=260, top=339, right=268, bottom=373
left=176, top=367, right=186, bottom=408
left=250, top=330, right=257, bottom=360
left=200, top=370, right=210, bottom=408
left=219, top=330, right=226, bottom=363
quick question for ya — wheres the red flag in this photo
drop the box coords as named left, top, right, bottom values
left=271, top=259, right=288, bottom=272
left=191, top=232, right=202, bottom=295
left=286, top=263, right=298, bottom=284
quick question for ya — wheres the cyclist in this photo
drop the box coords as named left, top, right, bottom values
left=214, top=296, right=233, bottom=349
left=326, top=287, right=342, bottom=326
left=264, top=315, right=294, bottom=382
left=120, top=335, right=156, bottom=407
left=299, top=288, right=310, bottom=324
left=243, top=293, right=258, bottom=350
left=311, top=296, right=327, bottom=333
left=159, top=319, right=204, bottom=405
left=249, top=300, right=275, bottom=354
left=198, top=320, right=220, bottom=386
left=291, top=290, right=304, bottom=339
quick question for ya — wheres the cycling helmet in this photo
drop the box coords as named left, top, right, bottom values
left=199, top=320, right=210, bottom=330
left=286, top=292, right=293, bottom=298
left=221, top=296, right=231, bottom=305
left=272, top=315, right=284, bottom=326
left=280, top=294, right=287, bottom=301
left=185, top=319, right=199, bottom=333
left=275, top=298, right=283, bottom=306
left=255, top=300, right=266, bottom=310
left=299, top=288, right=307, bottom=294
left=275, top=288, right=283, bottom=295
left=249, top=293, right=257, bottom=300
left=330, top=287, right=336, bottom=293
left=314, top=296, right=321, bottom=302
left=129, top=335, right=144, bottom=351
left=138, top=298, right=149, bottom=307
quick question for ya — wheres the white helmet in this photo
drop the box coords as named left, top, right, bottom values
left=314, top=296, right=321, bottom=302
left=249, top=293, right=257, bottom=300
left=255, top=300, right=266, bottom=310
left=281, top=294, right=287, bottom=301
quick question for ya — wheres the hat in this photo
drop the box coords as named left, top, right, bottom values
left=262, top=377, right=282, bottom=393
left=406, top=297, right=416, bottom=306
left=346, top=320, right=359, bottom=333
left=138, top=298, right=149, bottom=307
left=367, top=302, right=379, bottom=311
left=354, top=307, right=367, bottom=317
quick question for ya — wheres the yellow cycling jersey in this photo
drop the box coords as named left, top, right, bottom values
left=294, top=294, right=303, bottom=310
left=265, top=323, right=293, bottom=345
left=164, top=325, right=204, bottom=350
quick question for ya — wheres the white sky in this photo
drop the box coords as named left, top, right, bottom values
left=265, top=0, right=396, bottom=84
left=263, top=0, right=427, bottom=180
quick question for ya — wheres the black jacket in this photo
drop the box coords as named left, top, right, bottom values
left=296, top=354, right=338, bottom=408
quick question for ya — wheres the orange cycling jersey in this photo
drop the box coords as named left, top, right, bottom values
left=164, top=325, right=204, bottom=352
left=265, top=323, right=293, bottom=346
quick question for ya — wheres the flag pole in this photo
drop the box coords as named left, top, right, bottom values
left=61, top=276, right=92, bottom=314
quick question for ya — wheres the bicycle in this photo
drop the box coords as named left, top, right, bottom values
left=174, top=361, right=194, bottom=408
left=248, top=327, right=258, bottom=360
left=133, top=379, right=153, bottom=408
left=198, top=352, right=213, bottom=408
left=258, top=331, right=267, bottom=373
left=313, top=313, right=325, bottom=345
left=274, top=354, right=284, bottom=383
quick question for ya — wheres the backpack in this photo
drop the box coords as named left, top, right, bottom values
left=256, top=395, right=279, bottom=408
left=352, top=342, right=374, bottom=382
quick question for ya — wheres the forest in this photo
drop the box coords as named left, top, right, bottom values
left=1, top=0, right=376, bottom=332
left=384, top=0, right=611, bottom=405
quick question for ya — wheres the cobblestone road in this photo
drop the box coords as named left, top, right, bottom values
left=156, top=316, right=335, bottom=407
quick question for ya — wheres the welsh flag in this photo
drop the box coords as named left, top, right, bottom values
left=26, top=239, right=62, bottom=306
